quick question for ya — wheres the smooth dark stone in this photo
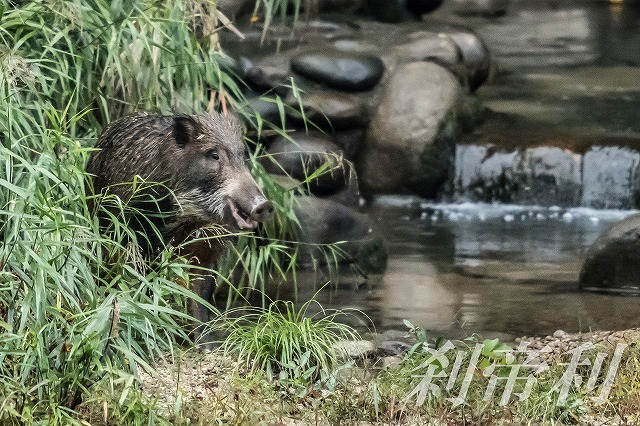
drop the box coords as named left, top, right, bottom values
left=291, top=51, right=384, bottom=91
left=580, top=213, right=640, bottom=294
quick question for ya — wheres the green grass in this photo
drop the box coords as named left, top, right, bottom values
left=0, top=0, right=325, bottom=423
left=218, top=297, right=361, bottom=382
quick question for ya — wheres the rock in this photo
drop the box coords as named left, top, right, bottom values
left=291, top=51, right=385, bottom=91
left=217, top=0, right=254, bottom=19
left=381, top=27, right=492, bottom=93
left=377, top=340, right=412, bottom=356
left=326, top=166, right=362, bottom=207
left=294, top=196, right=387, bottom=272
left=261, top=133, right=348, bottom=195
left=334, top=128, right=365, bottom=160
left=552, top=330, right=567, bottom=339
left=287, top=90, right=369, bottom=130
left=263, top=141, right=362, bottom=208
left=365, top=0, right=445, bottom=22
left=358, top=62, right=463, bottom=196
left=450, top=0, right=509, bottom=16
left=333, top=340, right=376, bottom=360
left=244, top=55, right=292, bottom=93
left=244, top=96, right=284, bottom=124
left=284, top=0, right=365, bottom=15
left=383, top=31, right=461, bottom=70
left=454, top=145, right=582, bottom=205
left=581, top=146, right=640, bottom=209
left=580, top=213, right=640, bottom=294
left=445, top=30, right=492, bottom=92
left=381, top=356, right=403, bottom=370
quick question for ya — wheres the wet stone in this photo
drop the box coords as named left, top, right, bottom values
left=384, top=31, right=460, bottom=69
left=581, top=146, right=640, bottom=209
left=366, top=0, right=444, bottom=22
left=291, top=51, right=384, bottom=91
left=580, top=212, right=640, bottom=294
left=244, top=96, right=283, bottom=124
left=445, top=30, right=492, bottom=92
left=293, top=196, right=386, bottom=272
left=334, top=128, right=365, bottom=160
left=382, top=356, right=403, bottom=370
left=377, top=340, right=412, bottom=357
left=360, top=61, right=462, bottom=195
left=287, top=90, right=369, bottom=130
left=261, top=133, right=347, bottom=195
left=454, top=145, right=582, bottom=206
left=244, top=54, right=293, bottom=92
left=325, top=167, right=362, bottom=208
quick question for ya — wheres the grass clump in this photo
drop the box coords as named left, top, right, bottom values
left=220, top=298, right=360, bottom=382
left=0, top=0, right=316, bottom=423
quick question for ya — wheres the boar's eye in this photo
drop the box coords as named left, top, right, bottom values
left=206, top=149, right=220, bottom=161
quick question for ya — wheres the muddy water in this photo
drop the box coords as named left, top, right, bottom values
left=299, top=0, right=640, bottom=339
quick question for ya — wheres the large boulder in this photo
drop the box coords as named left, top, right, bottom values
left=358, top=62, right=464, bottom=196
left=580, top=213, right=640, bottom=294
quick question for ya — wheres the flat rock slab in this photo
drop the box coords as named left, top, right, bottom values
left=581, top=147, right=640, bottom=209
left=455, top=143, right=640, bottom=209
left=291, top=51, right=384, bottom=91
left=454, top=144, right=582, bottom=206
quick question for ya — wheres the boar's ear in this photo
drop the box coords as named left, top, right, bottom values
left=172, top=115, right=201, bottom=146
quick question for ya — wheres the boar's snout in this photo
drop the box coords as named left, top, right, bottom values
left=250, top=196, right=274, bottom=223
left=225, top=177, right=275, bottom=231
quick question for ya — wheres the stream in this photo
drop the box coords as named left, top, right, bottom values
left=296, top=0, right=640, bottom=340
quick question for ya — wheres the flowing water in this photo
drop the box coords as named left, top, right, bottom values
left=296, top=0, right=640, bottom=340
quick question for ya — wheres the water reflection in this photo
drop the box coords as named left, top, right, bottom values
left=296, top=203, right=640, bottom=340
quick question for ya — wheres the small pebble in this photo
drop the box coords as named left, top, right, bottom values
left=553, top=330, right=567, bottom=339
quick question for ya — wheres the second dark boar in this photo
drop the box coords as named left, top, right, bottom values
left=87, top=112, right=274, bottom=328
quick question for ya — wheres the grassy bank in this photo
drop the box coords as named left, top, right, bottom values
left=0, top=0, right=308, bottom=423
left=80, top=328, right=640, bottom=425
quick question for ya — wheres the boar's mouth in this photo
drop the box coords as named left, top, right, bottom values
left=225, top=198, right=258, bottom=230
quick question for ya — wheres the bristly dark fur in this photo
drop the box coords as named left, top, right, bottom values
left=87, top=111, right=273, bottom=337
